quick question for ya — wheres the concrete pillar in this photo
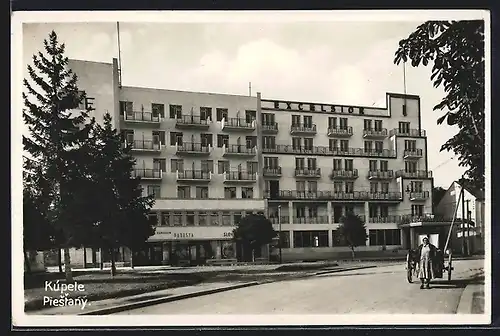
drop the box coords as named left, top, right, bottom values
left=289, top=230, right=294, bottom=248
left=327, top=201, right=332, bottom=225
left=364, top=201, right=370, bottom=246
left=400, top=228, right=405, bottom=248
left=288, top=201, right=293, bottom=225
left=328, top=229, right=333, bottom=247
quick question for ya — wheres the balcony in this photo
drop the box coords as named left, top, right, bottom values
left=290, top=124, right=317, bottom=135
left=263, top=167, right=282, bottom=177
left=294, top=168, right=321, bottom=178
left=368, top=192, right=402, bottom=201
left=123, top=111, right=161, bottom=125
left=327, top=126, right=353, bottom=138
left=395, top=170, right=433, bottom=179
left=264, top=190, right=371, bottom=201
left=403, top=149, right=423, bottom=159
left=369, top=215, right=401, bottom=223
left=329, top=169, right=358, bottom=180
left=269, top=216, right=289, bottom=225
left=222, top=144, right=256, bottom=158
left=262, top=123, right=279, bottom=134
left=221, top=118, right=256, bottom=132
left=389, top=128, right=426, bottom=137
left=175, top=115, right=211, bottom=130
left=368, top=170, right=394, bottom=180
left=127, top=140, right=162, bottom=154
left=176, top=170, right=212, bottom=183
left=262, top=145, right=397, bottom=158
left=223, top=171, right=257, bottom=184
left=363, top=128, right=388, bottom=139
left=409, top=191, right=430, bottom=201
left=292, top=216, right=329, bottom=224
left=397, top=214, right=455, bottom=226
left=132, top=168, right=162, bottom=181
left=175, top=142, right=212, bottom=156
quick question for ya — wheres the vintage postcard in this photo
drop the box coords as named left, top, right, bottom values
left=12, top=9, right=491, bottom=327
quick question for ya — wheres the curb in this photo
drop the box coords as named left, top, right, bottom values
left=314, top=265, right=378, bottom=276
left=456, top=272, right=485, bottom=314
left=78, top=282, right=259, bottom=315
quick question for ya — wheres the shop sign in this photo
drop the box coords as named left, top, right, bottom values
left=270, top=101, right=356, bottom=114
left=153, top=227, right=234, bottom=240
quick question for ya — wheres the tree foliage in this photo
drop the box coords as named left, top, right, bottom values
left=232, top=214, right=277, bottom=261
left=337, top=213, right=368, bottom=258
left=394, top=20, right=485, bottom=191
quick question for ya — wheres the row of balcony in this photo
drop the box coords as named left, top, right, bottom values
left=263, top=190, right=430, bottom=201
left=263, top=168, right=432, bottom=179
left=132, top=169, right=257, bottom=183
left=122, top=114, right=426, bottom=138
left=268, top=215, right=408, bottom=225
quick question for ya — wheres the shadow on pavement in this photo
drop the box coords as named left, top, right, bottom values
left=430, top=275, right=484, bottom=289
left=124, top=294, right=173, bottom=303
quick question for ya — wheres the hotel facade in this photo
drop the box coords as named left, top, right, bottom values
left=65, top=58, right=434, bottom=266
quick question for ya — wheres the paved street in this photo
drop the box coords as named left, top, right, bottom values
left=115, top=259, right=484, bottom=315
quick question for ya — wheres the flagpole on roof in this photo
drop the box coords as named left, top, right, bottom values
left=117, top=22, right=122, bottom=87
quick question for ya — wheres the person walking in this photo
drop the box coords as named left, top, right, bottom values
left=416, top=236, right=437, bottom=289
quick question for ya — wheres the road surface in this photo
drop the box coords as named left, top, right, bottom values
left=115, top=259, right=484, bottom=315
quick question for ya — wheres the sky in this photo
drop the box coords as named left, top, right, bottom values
left=20, top=17, right=471, bottom=188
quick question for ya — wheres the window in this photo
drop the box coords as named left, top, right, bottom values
left=171, top=159, right=184, bottom=172
left=262, top=113, right=275, bottom=125
left=151, top=131, right=165, bottom=146
left=399, top=122, right=410, bottom=134
left=344, top=159, right=353, bottom=171
left=304, top=138, right=314, bottom=150
left=369, top=160, right=377, bottom=171
left=296, top=206, right=306, bottom=218
left=364, top=141, right=373, bottom=153
left=345, top=181, right=354, bottom=193
left=402, top=104, right=407, bottom=116
left=264, top=157, right=279, bottom=169
left=234, top=213, right=242, bottom=226
left=339, top=118, right=348, bottom=129
left=173, top=212, right=182, bottom=226
left=201, top=134, right=213, bottom=147
left=411, top=181, right=423, bottom=192
left=333, top=182, right=343, bottom=193
left=278, top=231, right=290, bottom=248
left=200, top=107, right=212, bottom=121
left=364, top=119, right=372, bottom=130
left=177, top=186, right=190, bottom=198
left=293, top=231, right=329, bottom=248
left=332, top=230, right=349, bottom=246
left=218, top=160, right=229, bottom=174
left=216, top=108, right=228, bottom=121
left=374, top=120, right=383, bottom=131
left=196, top=187, right=209, bottom=199
left=120, top=101, right=133, bottom=115
left=242, top=187, right=253, bottom=199
left=380, top=160, right=388, bottom=171
left=170, top=132, right=183, bottom=145
left=201, top=160, right=213, bottom=173
left=169, top=104, right=182, bottom=119
left=307, top=158, right=317, bottom=170
left=375, top=141, right=384, bottom=152
left=121, top=129, right=134, bottom=143
left=329, top=139, right=338, bottom=151
left=369, top=204, right=378, bottom=218
left=210, top=212, right=219, bottom=226
left=296, top=181, right=306, bottom=191
left=291, top=115, right=301, bottom=126
left=303, top=116, right=312, bottom=127
left=198, top=212, right=208, bottom=226
left=369, top=229, right=401, bottom=246
left=153, top=158, right=167, bottom=172
left=405, top=139, right=417, bottom=150
left=380, top=205, right=389, bottom=218
left=217, top=134, right=229, bottom=148
left=308, top=206, right=318, bottom=218
left=295, top=158, right=305, bottom=170
left=345, top=205, right=354, bottom=215
left=405, top=161, right=417, bottom=173
left=411, top=204, right=424, bottom=217
left=262, top=136, right=276, bottom=149
left=161, top=213, right=170, bottom=226
left=292, top=137, right=302, bottom=149
left=333, top=159, right=342, bottom=170
left=245, top=110, right=256, bottom=123
left=224, top=187, right=237, bottom=199
left=328, top=117, right=337, bottom=128
left=247, top=161, right=258, bottom=174
left=340, top=140, right=349, bottom=152
left=151, top=103, right=165, bottom=118
left=381, top=182, right=389, bottom=193
left=370, top=182, right=378, bottom=193
left=307, top=181, right=318, bottom=192
left=147, top=185, right=161, bottom=198
left=186, top=212, right=195, bottom=226
left=222, top=212, right=231, bottom=226
left=246, top=136, right=257, bottom=148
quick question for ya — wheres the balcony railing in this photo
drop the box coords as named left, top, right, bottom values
left=398, top=214, right=456, bottom=225
left=224, top=171, right=257, bottom=182
left=368, top=192, right=402, bottom=200
left=262, top=123, right=279, bottom=133
left=389, top=128, right=427, bottom=137
left=221, top=117, right=256, bottom=131
left=124, top=111, right=161, bottom=123
left=175, top=115, right=211, bottom=128
left=264, top=190, right=376, bottom=201
left=292, top=216, right=329, bottom=224
left=263, top=167, right=282, bottom=176
left=176, top=170, right=212, bottom=181
left=368, top=170, right=394, bottom=179
left=327, top=126, right=353, bottom=137
left=262, top=145, right=397, bottom=158
left=409, top=191, right=430, bottom=201
left=363, top=128, right=387, bottom=138
left=132, top=168, right=162, bottom=179
left=269, top=216, right=289, bottom=224
left=127, top=140, right=161, bottom=151
left=222, top=144, right=256, bottom=156
left=395, top=170, right=433, bottom=179
left=294, top=168, right=321, bottom=178
left=290, top=124, right=317, bottom=135
left=176, top=142, right=212, bottom=155
left=369, top=216, right=401, bottom=223
left=403, top=149, right=423, bottom=159
left=329, top=169, right=358, bottom=179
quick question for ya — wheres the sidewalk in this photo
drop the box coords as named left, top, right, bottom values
left=456, top=270, right=485, bottom=314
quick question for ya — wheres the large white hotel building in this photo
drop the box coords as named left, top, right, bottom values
left=66, top=58, right=435, bottom=266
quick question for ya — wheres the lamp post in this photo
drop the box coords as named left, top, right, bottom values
left=278, top=205, right=282, bottom=264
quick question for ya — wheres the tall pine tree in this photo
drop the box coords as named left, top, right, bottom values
left=23, top=31, right=95, bottom=281
left=85, top=113, right=155, bottom=276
